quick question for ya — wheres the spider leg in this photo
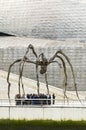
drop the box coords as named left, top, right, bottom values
left=49, top=50, right=80, bottom=102
left=18, top=61, right=25, bottom=96
left=18, top=44, right=38, bottom=96
left=18, top=56, right=28, bottom=95
left=18, top=58, right=36, bottom=96
left=25, top=44, right=38, bottom=58
left=56, top=55, right=68, bottom=102
left=7, top=44, right=38, bottom=99
left=58, top=50, right=80, bottom=101
left=45, top=72, right=49, bottom=95
left=36, top=64, right=40, bottom=95
left=7, top=59, right=22, bottom=98
left=49, top=61, right=62, bottom=68
left=49, top=55, right=68, bottom=102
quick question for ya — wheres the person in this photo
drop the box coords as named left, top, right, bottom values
left=22, top=94, right=28, bottom=105
left=47, top=94, right=51, bottom=105
left=15, top=94, right=21, bottom=105
left=52, top=93, right=55, bottom=104
left=24, top=94, right=28, bottom=105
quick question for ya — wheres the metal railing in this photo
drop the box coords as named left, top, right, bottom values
left=0, top=98, right=86, bottom=107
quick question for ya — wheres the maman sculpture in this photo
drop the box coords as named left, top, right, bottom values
left=7, top=44, right=79, bottom=101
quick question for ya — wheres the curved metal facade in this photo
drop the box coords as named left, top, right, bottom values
left=0, top=0, right=86, bottom=40
left=0, top=1, right=86, bottom=91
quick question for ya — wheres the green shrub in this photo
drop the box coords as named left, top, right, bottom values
left=0, top=119, right=86, bottom=130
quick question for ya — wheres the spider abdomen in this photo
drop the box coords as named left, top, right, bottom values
left=40, top=66, right=47, bottom=74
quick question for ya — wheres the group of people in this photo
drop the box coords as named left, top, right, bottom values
left=15, top=93, right=55, bottom=105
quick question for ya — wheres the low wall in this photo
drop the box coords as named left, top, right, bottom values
left=0, top=105, right=86, bottom=120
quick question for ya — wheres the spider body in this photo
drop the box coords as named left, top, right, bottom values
left=40, top=66, right=47, bottom=74
left=7, top=44, right=80, bottom=102
left=37, top=53, right=48, bottom=74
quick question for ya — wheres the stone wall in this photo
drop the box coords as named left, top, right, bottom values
left=0, top=105, right=86, bottom=120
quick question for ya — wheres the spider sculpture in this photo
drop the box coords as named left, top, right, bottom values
left=7, top=44, right=79, bottom=101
